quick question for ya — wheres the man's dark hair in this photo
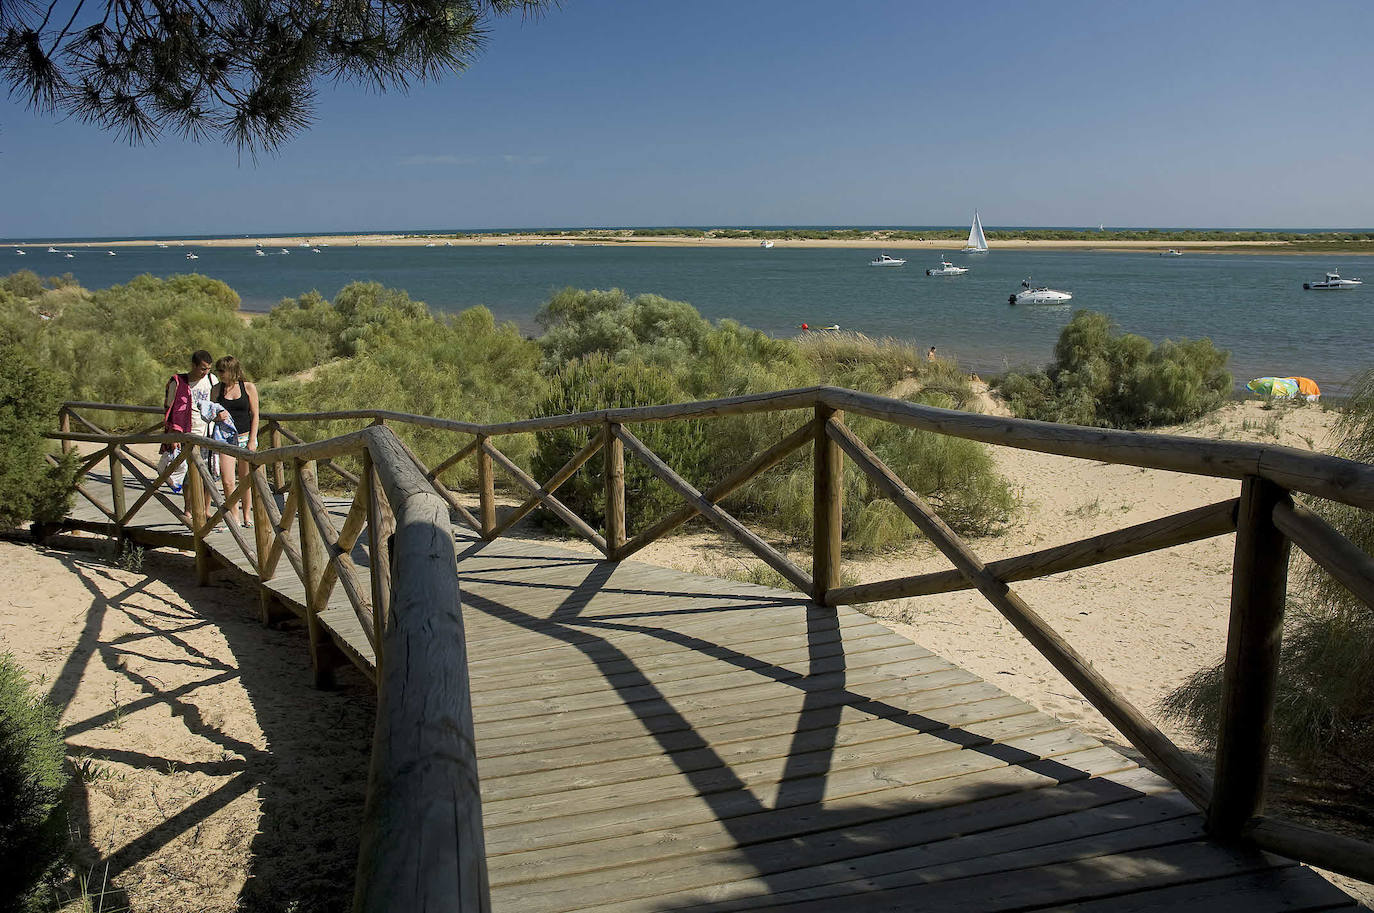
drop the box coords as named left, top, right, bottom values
left=192, top=350, right=213, bottom=367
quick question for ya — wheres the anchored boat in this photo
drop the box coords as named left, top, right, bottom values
left=1304, top=270, right=1362, bottom=290
left=869, top=252, right=907, bottom=267
left=926, top=258, right=968, bottom=276
left=1010, top=278, right=1072, bottom=305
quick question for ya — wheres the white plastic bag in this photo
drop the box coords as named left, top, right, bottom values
left=158, top=447, right=187, bottom=493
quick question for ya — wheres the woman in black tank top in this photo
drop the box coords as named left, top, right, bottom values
left=212, top=356, right=261, bottom=528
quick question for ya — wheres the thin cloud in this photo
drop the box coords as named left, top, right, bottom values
left=397, top=154, right=478, bottom=167
left=502, top=154, right=549, bottom=166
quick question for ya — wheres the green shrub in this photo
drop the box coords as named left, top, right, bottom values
left=530, top=356, right=711, bottom=535
left=0, top=653, right=69, bottom=911
left=997, top=310, right=1231, bottom=429
left=0, top=342, right=77, bottom=528
left=1162, top=368, right=1374, bottom=789
left=263, top=291, right=546, bottom=484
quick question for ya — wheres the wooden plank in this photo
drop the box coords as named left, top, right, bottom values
left=484, top=743, right=1138, bottom=858
left=475, top=678, right=1011, bottom=762
left=1038, top=866, right=1358, bottom=912
left=487, top=763, right=1177, bottom=892
left=490, top=428, right=605, bottom=540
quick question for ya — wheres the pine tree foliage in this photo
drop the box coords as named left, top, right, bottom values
left=2, top=0, right=548, bottom=151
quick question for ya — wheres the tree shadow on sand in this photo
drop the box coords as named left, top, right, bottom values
left=42, top=541, right=375, bottom=913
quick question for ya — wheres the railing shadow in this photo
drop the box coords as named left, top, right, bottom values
left=456, top=540, right=1217, bottom=910
left=43, top=545, right=374, bottom=912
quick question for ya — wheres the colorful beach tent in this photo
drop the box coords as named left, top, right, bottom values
left=1247, top=377, right=1300, bottom=398
left=1293, top=376, right=1321, bottom=397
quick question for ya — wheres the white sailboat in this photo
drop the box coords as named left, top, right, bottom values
left=963, top=210, right=989, bottom=252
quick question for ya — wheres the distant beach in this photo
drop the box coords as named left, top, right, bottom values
left=16, top=231, right=1374, bottom=254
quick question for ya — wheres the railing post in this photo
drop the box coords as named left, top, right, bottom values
left=604, top=422, right=626, bottom=560
left=269, top=423, right=286, bottom=493
left=477, top=436, right=496, bottom=539
left=59, top=408, right=71, bottom=455
left=364, top=448, right=393, bottom=681
left=813, top=405, right=843, bottom=604
left=1208, top=475, right=1292, bottom=838
left=108, top=449, right=126, bottom=538
left=187, top=444, right=211, bottom=585
left=297, top=459, right=339, bottom=689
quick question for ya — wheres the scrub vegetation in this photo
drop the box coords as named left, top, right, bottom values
left=1162, top=369, right=1374, bottom=797
left=1, top=272, right=1013, bottom=550
left=994, top=310, right=1232, bottom=429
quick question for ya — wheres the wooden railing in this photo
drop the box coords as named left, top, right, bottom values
left=49, top=386, right=1374, bottom=904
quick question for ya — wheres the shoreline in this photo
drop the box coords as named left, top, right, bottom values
left=13, top=233, right=1374, bottom=254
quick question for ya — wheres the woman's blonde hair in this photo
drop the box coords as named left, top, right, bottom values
left=214, top=355, right=248, bottom=385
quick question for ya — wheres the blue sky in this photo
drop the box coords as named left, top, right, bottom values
left=3, top=0, right=1372, bottom=236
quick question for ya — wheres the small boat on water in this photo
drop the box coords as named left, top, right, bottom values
left=1160, top=249, right=1183, bottom=257
left=15, top=248, right=25, bottom=255
left=311, top=247, right=322, bottom=253
left=185, top=252, right=199, bottom=260
left=255, top=249, right=266, bottom=256
left=925, top=258, right=968, bottom=276
left=280, top=248, right=290, bottom=255
left=761, top=240, right=774, bottom=249
left=64, top=252, right=74, bottom=259
left=869, top=252, right=907, bottom=267
left=1304, top=270, right=1362, bottom=290
left=47, top=246, right=60, bottom=253
left=1010, top=278, right=1072, bottom=305
left=963, top=210, right=989, bottom=252
left=107, top=250, right=116, bottom=256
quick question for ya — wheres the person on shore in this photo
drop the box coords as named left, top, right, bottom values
left=212, top=355, right=260, bottom=528
left=163, top=350, right=217, bottom=523
left=927, top=345, right=938, bottom=361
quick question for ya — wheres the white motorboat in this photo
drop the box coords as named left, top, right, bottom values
left=1009, top=278, right=1072, bottom=305
left=280, top=248, right=290, bottom=255
left=311, top=247, right=322, bottom=253
left=185, top=252, right=199, bottom=260
left=963, top=210, right=989, bottom=252
left=15, top=248, right=25, bottom=255
left=1304, top=270, right=1362, bottom=290
left=1160, top=249, right=1183, bottom=257
left=869, top=252, right=907, bottom=267
left=64, top=252, right=74, bottom=258
left=47, top=246, right=60, bottom=253
left=255, top=249, right=266, bottom=256
left=925, top=258, right=968, bottom=276
left=107, top=250, right=116, bottom=256
left=760, top=240, right=774, bottom=249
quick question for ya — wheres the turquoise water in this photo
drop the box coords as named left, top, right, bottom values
left=18, top=245, right=1373, bottom=392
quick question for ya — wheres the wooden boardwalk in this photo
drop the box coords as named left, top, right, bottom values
left=60, top=469, right=1359, bottom=912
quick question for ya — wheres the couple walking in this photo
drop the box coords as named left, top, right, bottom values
left=162, top=350, right=260, bottom=528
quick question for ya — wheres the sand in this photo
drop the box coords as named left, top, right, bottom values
left=20, top=233, right=1320, bottom=252
left=3, top=397, right=1369, bottom=909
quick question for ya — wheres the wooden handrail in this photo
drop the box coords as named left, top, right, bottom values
left=59, top=390, right=1374, bottom=509
left=825, top=416, right=1215, bottom=808
left=829, top=498, right=1241, bottom=605
left=48, top=388, right=1374, bottom=892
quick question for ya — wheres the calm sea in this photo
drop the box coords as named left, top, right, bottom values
left=13, top=244, right=1373, bottom=393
